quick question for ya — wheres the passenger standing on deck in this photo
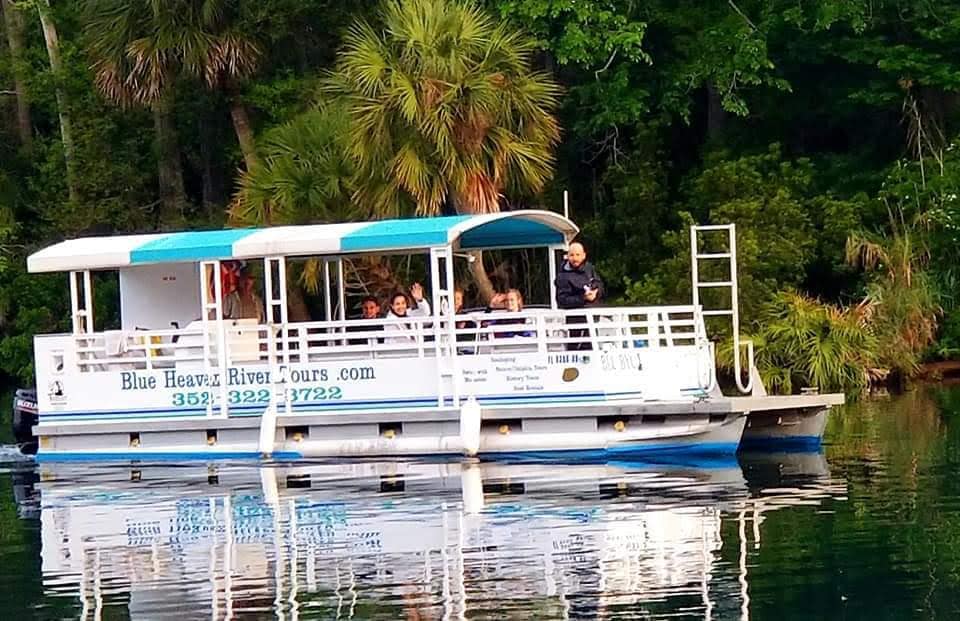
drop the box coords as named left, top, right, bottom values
left=554, top=242, right=604, bottom=350
left=384, top=283, right=432, bottom=344
left=223, top=264, right=265, bottom=322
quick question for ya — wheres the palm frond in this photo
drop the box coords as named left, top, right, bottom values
left=82, top=0, right=260, bottom=104
left=328, top=0, right=561, bottom=217
left=232, top=104, right=355, bottom=226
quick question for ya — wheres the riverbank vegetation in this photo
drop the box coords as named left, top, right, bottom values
left=1, top=0, right=959, bottom=394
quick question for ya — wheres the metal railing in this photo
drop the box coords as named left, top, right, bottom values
left=61, top=305, right=711, bottom=372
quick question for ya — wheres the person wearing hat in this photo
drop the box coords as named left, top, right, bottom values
left=223, top=262, right=264, bottom=322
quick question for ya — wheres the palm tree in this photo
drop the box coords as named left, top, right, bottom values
left=232, top=104, right=354, bottom=227
left=2, top=0, right=32, bottom=149
left=36, top=0, right=79, bottom=203
left=82, top=0, right=262, bottom=218
left=327, top=0, right=562, bottom=300
left=232, top=104, right=404, bottom=320
left=231, top=105, right=352, bottom=321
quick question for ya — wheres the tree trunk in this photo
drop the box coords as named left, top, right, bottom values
left=227, top=83, right=259, bottom=171
left=152, top=91, right=187, bottom=222
left=199, top=111, right=225, bottom=217
left=468, top=251, right=497, bottom=303
left=2, top=0, right=31, bottom=149
left=706, top=81, right=727, bottom=141
left=286, top=264, right=311, bottom=322
left=450, top=192, right=498, bottom=304
left=37, top=0, right=78, bottom=202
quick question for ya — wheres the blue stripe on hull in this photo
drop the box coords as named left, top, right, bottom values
left=40, top=390, right=636, bottom=420
left=738, top=435, right=822, bottom=452
left=35, top=441, right=738, bottom=463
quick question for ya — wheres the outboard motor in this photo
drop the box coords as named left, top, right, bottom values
left=12, top=388, right=37, bottom=454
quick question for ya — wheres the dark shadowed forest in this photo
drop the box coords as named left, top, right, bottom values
left=1, top=0, right=958, bottom=394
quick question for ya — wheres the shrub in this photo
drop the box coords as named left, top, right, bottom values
left=718, top=291, right=877, bottom=394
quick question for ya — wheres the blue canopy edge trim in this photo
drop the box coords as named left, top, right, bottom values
left=130, top=229, right=257, bottom=264
left=459, top=218, right=565, bottom=249
left=340, top=215, right=471, bottom=252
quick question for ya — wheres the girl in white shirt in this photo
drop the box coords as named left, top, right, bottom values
left=384, top=283, right=431, bottom=344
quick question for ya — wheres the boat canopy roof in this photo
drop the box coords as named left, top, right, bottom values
left=27, top=210, right=577, bottom=273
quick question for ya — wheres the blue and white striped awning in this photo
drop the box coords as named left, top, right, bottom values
left=27, top=210, right=577, bottom=273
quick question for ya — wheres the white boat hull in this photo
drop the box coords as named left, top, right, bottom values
left=34, top=400, right=747, bottom=461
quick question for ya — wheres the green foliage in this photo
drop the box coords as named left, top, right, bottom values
left=846, top=204, right=941, bottom=379
left=579, top=133, right=669, bottom=290
left=0, top=268, right=68, bottom=384
left=718, top=291, right=876, bottom=394
left=933, top=312, right=960, bottom=360
left=328, top=0, right=562, bottom=216
left=623, top=145, right=816, bottom=324
left=232, top=103, right=355, bottom=225
left=2, top=0, right=960, bottom=393
left=493, top=0, right=649, bottom=67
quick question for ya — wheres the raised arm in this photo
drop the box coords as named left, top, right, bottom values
left=410, top=298, right=432, bottom=316
left=408, top=282, right=432, bottom=316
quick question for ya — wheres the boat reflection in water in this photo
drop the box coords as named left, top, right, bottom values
left=27, top=454, right=846, bottom=619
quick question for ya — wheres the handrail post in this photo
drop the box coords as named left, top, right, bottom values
left=548, top=244, right=561, bottom=310
left=200, top=260, right=229, bottom=417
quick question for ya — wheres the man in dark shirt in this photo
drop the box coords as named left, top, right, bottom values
left=555, top=242, right=604, bottom=350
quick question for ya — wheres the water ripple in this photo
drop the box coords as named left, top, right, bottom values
left=6, top=389, right=960, bottom=618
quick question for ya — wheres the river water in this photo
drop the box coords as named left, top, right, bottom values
left=2, top=387, right=960, bottom=620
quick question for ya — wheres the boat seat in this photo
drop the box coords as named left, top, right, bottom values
left=227, top=319, right=264, bottom=364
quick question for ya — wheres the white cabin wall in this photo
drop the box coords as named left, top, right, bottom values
left=119, top=263, right=201, bottom=331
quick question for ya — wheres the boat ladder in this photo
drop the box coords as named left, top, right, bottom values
left=689, top=224, right=759, bottom=395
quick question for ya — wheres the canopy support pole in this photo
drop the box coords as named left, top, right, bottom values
left=337, top=258, right=346, bottom=346
left=548, top=245, right=563, bottom=310
left=68, top=270, right=93, bottom=334
left=200, top=260, right=228, bottom=418
left=430, top=246, right=458, bottom=407
left=264, top=256, right=290, bottom=420
left=322, top=260, right=332, bottom=322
